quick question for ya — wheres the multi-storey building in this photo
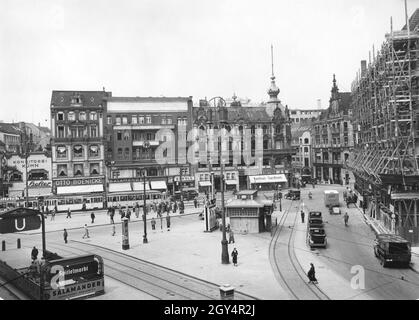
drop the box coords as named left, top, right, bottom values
left=103, top=96, right=193, bottom=205
left=0, top=123, right=22, bottom=153
left=50, top=90, right=111, bottom=210
left=192, top=63, right=294, bottom=192
left=289, top=109, right=323, bottom=124
left=347, top=9, right=419, bottom=244
left=311, top=75, right=354, bottom=184
left=291, top=125, right=313, bottom=186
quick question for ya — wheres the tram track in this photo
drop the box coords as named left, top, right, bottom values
left=45, top=241, right=256, bottom=300
left=269, top=199, right=331, bottom=300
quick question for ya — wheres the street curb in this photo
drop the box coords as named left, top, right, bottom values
left=19, top=210, right=203, bottom=235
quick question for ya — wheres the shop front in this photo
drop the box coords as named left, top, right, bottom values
left=248, top=174, right=288, bottom=191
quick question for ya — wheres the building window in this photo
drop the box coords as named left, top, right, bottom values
left=90, top=125, right=97, bottom=137
left=79, top=112, right=86, bottom=121
left=73, top=145, right=83, bottom=158
left=77, top=127, right=85, bottom=138
left=70, top=127, right=77, bottom=138
left=167, top=117, right=172, bottom=124
left=145, top=115, right=151, bottom=124
left=74, top=164, right=83, bottom=177
left=112, top=171, right=120, bottom=179
left=124, top=147, right=130, bottom=159
left=56, top=146, right=67, bottom=158
left=57, top=126, right=65, bottom=138
left=57, top=113, right=64, bottom=121
left=116, top=117, right=121, bottom=125
left=139, top=116, right=144, bottom=124
left=304, top=147, right=309, bottom=153
left=161, top=117, right=166, bottom=124
left=90, top=163, right=100, bottom=175
left=304, top=138, right=309, bottom=144
left=90, top=112, right=97, bottom=121
left=131, top=115, right=138, bottom=124
left=123, top=131, right=130, bottom=140
left=117, top=148, right=123, bottom=157
left=89, top=145, right=99, bottom=157
left=122, top=116, right=128, bottom=125
left=107, top=116, right=112, bottom=124
left=117, top=131, right=122, bottom=140
left=57, top=164, right=67, bottom=177
left=68, top=112, right=75, bottom=121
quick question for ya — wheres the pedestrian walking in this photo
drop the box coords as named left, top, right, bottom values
left=307, top=263, right=318, bottom=284
left=231, top=248, right=238, bottom=266
left=31, top=246, right=39, bottom=261
left=63, top=229, right=68, bottom=243
left=166, top=213, right=171, bottom=231
left=66, top=208, right=71, bottom=219
left=50, top=209, right=56, bottom=221
left=111, top=224, right=116, bottom=236
left=91, top=212, right=95, bottom=224
left=151, top=217, right=156, bottom=230
left=173, top=201, right=177, bottom=213
left=301, top=210, right=305, bottom=223
left=344, top=212, right=349, bottom=226
left=179, top=200, right=185, bottom=214
left=135, top=205, right=139, bottom=218
left=82, top=224, right=90, bottom=239
left=194, top=198, right=198, bottom=208
left=126, top=209, right=131, bottom=221
left=110, top=209, right=115, bottom=224
left=228, top=229, right=235, bottom=244
left=121, top=210, right=125, bottom=220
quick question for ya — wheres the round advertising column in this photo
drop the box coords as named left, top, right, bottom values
left=122, top=217, right=130, bottom=250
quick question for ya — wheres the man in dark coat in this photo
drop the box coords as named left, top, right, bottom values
left=91, top=212, right=95, bottom=223
left=231, top=248, right=238, bottom=266
left=307, top=263, right=318, bottom=284
left=31, top=246, right=39, bottom=261
left=63, top=229, right=68, bottom=244
left=166, top=213, right=171, bottom=231
left=301, top=210, right=305, bottom=223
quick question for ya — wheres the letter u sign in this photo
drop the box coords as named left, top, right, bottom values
left=15, top=218, right=26, bottom=231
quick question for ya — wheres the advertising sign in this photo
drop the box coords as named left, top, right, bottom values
left=46, top=258, right=99, bottom=282
left=46, top=278, right=105, bottom=300
left=122, top=218, right=129, bottom=250
left=53, top=177, right=104, bottom=187
left=0, top=215, right=41, bottom=233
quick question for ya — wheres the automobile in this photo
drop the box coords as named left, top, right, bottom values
left=329, top=206, right=341, bottom=215
left=308, top=217, right=324, bottom=229
left=307, top=228, right=327, bottom=248
left=309, top=211, right=322, bottom=219
left=373, top=234, right=411, bottom=268
left=284, top=190, right=301, bottom=200
left=171, top=189, right=199, bottom=201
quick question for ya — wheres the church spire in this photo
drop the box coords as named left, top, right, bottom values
left=267, top=44, right=280, bottom=101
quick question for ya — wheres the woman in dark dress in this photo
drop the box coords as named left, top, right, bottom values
left=231, top=248, right=238, bottom=266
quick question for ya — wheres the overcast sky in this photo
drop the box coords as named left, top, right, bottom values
left=0, top=0, right=418, bottom=125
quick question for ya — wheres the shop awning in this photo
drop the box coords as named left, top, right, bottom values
left=199, top=181, right=212, bottom=187
left=249, top=174, right=287, bottom=184
left=132, top=182, right=150, bottom=191
left=57, top=184, right=103, bottom=195
left=150, top=180, right=167, bottom=190
left=225, top=180, right=237, bottom=185
left=108, top=183, right=132, bottom=193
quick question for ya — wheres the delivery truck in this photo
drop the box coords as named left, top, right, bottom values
left=324, top=190, right=339, bottom=207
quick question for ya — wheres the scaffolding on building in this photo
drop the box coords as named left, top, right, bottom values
left=347, top=10, right=419, bottom=243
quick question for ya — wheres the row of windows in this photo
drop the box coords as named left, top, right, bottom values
left=199, top=172, right=236, bottom=181
left=56, top=145, right=100, bottom=159
left=57, top=163, right=100, bottom=177
left=56, top=125, right=98, bottom=138
left=56, top=111, right=98, bottom=121
left=111, top=168, right=159, bottom=179
left=108, top=115, right=188, bottom=126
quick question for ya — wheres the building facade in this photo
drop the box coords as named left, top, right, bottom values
left=50, top=90, right=110, bottom=209
left=347, top=10, right=419, bottom=244
left=291, top=125, right=313, bottom=185
left=0, top=123, right=22, bottom=153
left=311, top=75, right=355, bottom=184
left=103, top=96, right=194, bottom=205
left=289, top=109, right=323, bottom=124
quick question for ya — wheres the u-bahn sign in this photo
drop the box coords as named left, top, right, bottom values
left=0, top=208, right=42, bottom=234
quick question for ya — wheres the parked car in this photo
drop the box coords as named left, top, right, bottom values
left=308, top=217, right=324, bottom=229
left=374, top=234, right=411, bottom=268
left=171, top=189, right=199, bottom=201
left=309, top=211, right=322, bottom=219
left=307, top=228, right=327, bottom=248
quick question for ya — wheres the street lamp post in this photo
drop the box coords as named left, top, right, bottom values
left=142, top=141, right=151, bottom=243
left=208, top=96, right=229, bottom=265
